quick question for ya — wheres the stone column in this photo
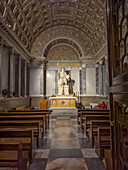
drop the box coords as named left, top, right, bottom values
left=99, top=60, right=104, bottom=95
left=95, top=64, right=99, bottom=95
left=79, top=67, right=82, bottom=95
left=82, top=66, right=86, bottom=95
left=18, top=55, right=21, bottom=97
left=9, top=48, right=14, bottom=96
left=40, top=63, right=44, bottom=96
left=43, top=64, right=46, bottom=98
left=104, top=55, right=109, bottom=94
left=24, top=60, right=27, bottom=96
left=0, top=38, right=3, bottom=97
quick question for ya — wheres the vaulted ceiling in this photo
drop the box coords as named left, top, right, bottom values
left=0, top=0, right=107, bottom=60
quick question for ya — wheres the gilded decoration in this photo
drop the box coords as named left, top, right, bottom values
left=47, top=45, right=79, bottom=61
left=51, top=99, right=76, bottom=107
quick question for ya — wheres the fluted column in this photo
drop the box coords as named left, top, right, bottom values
left=82, top=66, right=86, bottom=95
left=24, top=60, right=27, bottom=96
left=40, top=63, right=44, bottom=96
left=95, top=64, right=99, bottom=94
left=104, top=56, right=109, bottom=94
left=99, top=60, right=104, bottom=95
left=18, top=55, right=21, bottom=97
left=0, top=38, right=3, bottom=97
left=9, top=48, right=14, bottom=96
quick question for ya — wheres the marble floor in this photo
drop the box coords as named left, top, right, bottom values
left=28, top=117, right=106, bottom=170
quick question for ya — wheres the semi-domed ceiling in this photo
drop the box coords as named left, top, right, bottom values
left=0, top=0, right=107, bottom=61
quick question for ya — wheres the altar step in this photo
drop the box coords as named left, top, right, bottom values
left=50, top=107, right=77, bottom=118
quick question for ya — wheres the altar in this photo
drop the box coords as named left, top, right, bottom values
left=49, top=95, right=77, bottom=108
left=49, top=67, right=77, bottom=117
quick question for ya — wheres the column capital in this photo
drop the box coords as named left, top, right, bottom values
left=105, top=55, right=108, bottom=60
left=95, top=64, right=99, bottom=68
left=99, top=60, right=103, bottom=65
left=8, top=47, right=15, bottom=55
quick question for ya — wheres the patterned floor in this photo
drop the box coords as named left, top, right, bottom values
left=28, top=117, right=106, bottom=170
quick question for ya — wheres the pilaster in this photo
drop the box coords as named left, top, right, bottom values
left=0, top=38, right=3, bottom=97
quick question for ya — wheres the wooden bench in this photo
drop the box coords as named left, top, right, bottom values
left=0, top=115, right=45, bottom=134
left=94, top=127, right=111, bottom=159
left=78, top=109, right=109, bottom=124
left=84, top=115, right=110, bottom=136
left=89, top=120, right=110, bottom=147
left=0, top=128, right=35, bottom=163
left=0, top=111, right=48, bottom=129
left=0, top=143, right=27, bottom=170
left=8, top=109, right=52, bottom=125
left=0, top=120, right=41, bottom=148
left=79, top=110, right=110, bottom=127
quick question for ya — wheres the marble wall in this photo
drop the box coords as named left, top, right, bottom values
left=29, top=63, right=44, bottom=96
left=1, top=48, right=9, bottom=90
left=0, top=97, right=30, bottom=111
left=71, top=68, right=79, bottom=95
left=46, top=69, right=56, bottom=96
left=86, top=67, right=96, bottom=95
left=29, top=63, right=109, bottom=108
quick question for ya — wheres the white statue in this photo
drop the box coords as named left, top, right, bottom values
left=57, top=68, right=70, bottom=86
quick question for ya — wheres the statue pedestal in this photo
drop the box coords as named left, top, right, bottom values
left=58, top=85, right=69, bottom=95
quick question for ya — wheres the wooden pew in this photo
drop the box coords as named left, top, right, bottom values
left=0, top=115, right=45, bottom=134
left=89, top=120, right=110, bottom=147
left=8, top=109, right=52, bottom=125
left=0, top=143, right=27, bottom=170
left=94, top=127, right=111, bottom=159
left=0, top=111, right=48, bottom=129
left=84, top=115, right=110, bottom=136
left=0, top=128, right=35, bottom=163
left=0, top=120, right=41, bottom=148
left=78, top=109, right=109, bottom=124
left=79, top=110, right=110, bottom=127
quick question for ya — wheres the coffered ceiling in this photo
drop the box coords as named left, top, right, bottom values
left=0, top=0, right=107, bottom=61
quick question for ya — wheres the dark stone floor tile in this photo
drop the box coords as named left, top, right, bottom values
left=28, top=158, right=47, bottom=170
left=49, top=149, right=83, bottom=158
left=85, top=158, right=106, bottom=170
left=40, top=138, right=52, bottom=149
left=78, top=138, right=92, bottom=148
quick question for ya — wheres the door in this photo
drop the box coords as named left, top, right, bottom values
left=106, top=0, right=128, bottom=170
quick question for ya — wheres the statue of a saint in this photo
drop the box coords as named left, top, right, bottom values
left=57, top=68, right=70, bottom=86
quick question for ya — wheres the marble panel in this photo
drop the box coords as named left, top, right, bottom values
left=82, top=149, right=98, bottom=158
left=53, top=128, right=76, bottom=138
left=1, top=48, right=9, bottom=90
left=34, top=149, right=50, bottom=158
left=46, top=70, right=55, bottom=96
left=30, top=68, right=40, bottom=95
left=78, top=138, right=92, bottom=148
left=86, top=67, right=96, bottom=95
left=71, top=69, right=79, bottom=94
left=51, top=138, right=80, bottom=149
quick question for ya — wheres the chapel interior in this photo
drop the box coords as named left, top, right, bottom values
left=0, top=0, right=128, bottom=170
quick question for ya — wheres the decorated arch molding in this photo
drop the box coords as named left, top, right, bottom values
left=41, top=37, right=84, bottom=59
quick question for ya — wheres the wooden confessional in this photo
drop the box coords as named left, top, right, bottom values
left=107, top=0, right=128, bottom=169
